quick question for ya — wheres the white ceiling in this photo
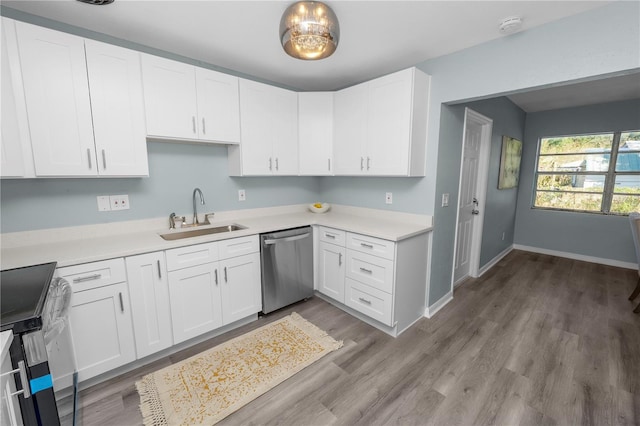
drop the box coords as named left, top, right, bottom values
left=3, top=0, right=613, bottom=93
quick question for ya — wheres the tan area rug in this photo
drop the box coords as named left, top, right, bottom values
left=135, top=312, right=343, bottom=425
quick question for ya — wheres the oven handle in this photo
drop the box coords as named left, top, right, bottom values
left=1, top=361, right=31, bottom=399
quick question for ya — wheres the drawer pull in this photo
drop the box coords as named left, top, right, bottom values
left=215, top=269, right=218, bottom=285
left=360, top=243, right=374, bottom=249
left=157, top=260, right=162, bottom=279
left=359, top=267, right=373, bottom=274
left=358, top=297, right=372, bottom=305
left=118, top=292, right=124, bottom=312
left=339, top=252, right=342, bottom=266
left=224, top=266, right=228, bottom=283
left=325, top=234, right=336, bottom=239
left=73, top=274, right=102, bottom=283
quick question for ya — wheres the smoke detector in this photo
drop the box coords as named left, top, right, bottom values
left=499, top=16, right=523, bottom=34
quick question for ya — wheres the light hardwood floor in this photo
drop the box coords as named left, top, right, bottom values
left=59, top=250, right=640, bottom=425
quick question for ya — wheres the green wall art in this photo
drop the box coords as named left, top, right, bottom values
left=498, top=136, right=523, bottom=189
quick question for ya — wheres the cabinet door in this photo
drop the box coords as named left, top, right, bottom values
left=238, top=79, right=275, bottom=175
left=1, top=20, right=25, bottom=178
left=69, top=282, right=136, bottom=382
left=16, top=22, right=96, bottom=176
left=366, top=68, right=413, bottom=176
left=141, top=54, right=198, bottom=140
left=85, top=40, right=148, bottom=176
left=195, top=68, right=240, bottom=143
left=220, top=252, right=261, bottom=324
left=168, top=263, right=222, bottom=344
left=125, top=252, right=172, bottom=359
left=298, top=92, right=333, bottom=176
left=333, top=83, right=367, bottom=175
left=271, top=86, right=298, bottom=175
left=317, top=241, right=346, bottom=303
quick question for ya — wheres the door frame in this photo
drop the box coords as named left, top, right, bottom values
left=451, top=107, right=493, bottom=287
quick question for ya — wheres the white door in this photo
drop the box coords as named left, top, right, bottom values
left=317, top=241, right=346, bottom=303
left=168, top=263, right=222, bottom=344
left=298, top=92, right=333, bottom=175
left=16, top=22, right=96, bottom=176
left=141, top=54, right=198, bottom=140
left=220, top=252, right=261, bottom=324
left=238, top=79, right=275, bottom=175
left=195, top=68, right=240, bottom=143
left=271, top=87, right=298, bottom=175
left=333, top=83, right=367, bottom=175
left=85, top=40, right=148, bottom=176
left=453, top=109, right=492, bottom=284
left=366, top=68, right=412, bottom=176
left=69, top=282, right=136, bottom=382
left=125, top=252, right=173, bottom=359
left=0, top=20, right=25, bottom=178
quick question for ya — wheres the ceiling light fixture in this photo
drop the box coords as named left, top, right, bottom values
left=76, top=0, right=114, bottom=5
left=280, top=1, right=340, bottom=60
left=499, top=16, right=523, bottom=34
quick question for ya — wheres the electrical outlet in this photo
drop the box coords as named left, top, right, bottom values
left=442, top=193, right=449, bottom=207
left=97, top=196, right=111, bottom=211
left=385, top=192, right=393, bottom=204
left=110, top=194, right=130, bottom=211
left=238, top=189, right=246, bottom=201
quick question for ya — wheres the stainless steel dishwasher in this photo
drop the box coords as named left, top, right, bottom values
left=260, top=226, right=313, bottom=314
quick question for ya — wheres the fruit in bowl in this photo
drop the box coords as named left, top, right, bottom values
left=309, top=202, right=330, bottom=213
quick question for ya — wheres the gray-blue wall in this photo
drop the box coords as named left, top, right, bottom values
left=514, top=98, right=640, bottom=264
left=1, top=143, right=320, bottom=232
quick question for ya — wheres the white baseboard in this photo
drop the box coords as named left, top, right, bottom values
left=513, top=244, right=636, bottom=270
left=424, top=290, right=453, bottom=318
left=478, top=245, right=514, bottom=277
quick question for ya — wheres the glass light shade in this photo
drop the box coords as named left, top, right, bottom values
left=280, top=1, right=339, bottom=60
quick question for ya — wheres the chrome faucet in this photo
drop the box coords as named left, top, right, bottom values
left=192, top=188, right=205, bottom=225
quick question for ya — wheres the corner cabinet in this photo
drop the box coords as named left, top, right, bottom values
left=141, top=54, right=240, bottom=144
left=14, top=21, right=148, bottom=177
left=298, top=92, right=334, bottom=175
left=228, top=79, right=298, bottom=176
left=333, top=67, right=431, bottom=176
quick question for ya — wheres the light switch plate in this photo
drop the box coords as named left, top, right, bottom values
left=442, top=193, right=449, bottom=207
left=97, top=196, right=111, bottom=211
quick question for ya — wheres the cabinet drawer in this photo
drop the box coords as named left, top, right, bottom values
left=57, top=258, right=126, bottom=292
left=346, top=232, right=395, bottom=260
left=345, top=278, right=393, bottom=326
left=166, top=242, right=218, bottom=271
left=345, top=250, right=394, bottom=294
left=218, top=235, right=259, bottom=260
left=318, top=226, right=346, bottom=245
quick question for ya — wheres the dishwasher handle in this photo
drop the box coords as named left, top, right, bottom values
left=263, top=232, right=311, bottom=245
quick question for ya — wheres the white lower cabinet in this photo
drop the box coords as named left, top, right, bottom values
left=125, top=252, right=173, bottom=359
left=57, top=259, right=136, bottom=382
left=219, top=252, right=261, bottom=324
left=317, top=241, right=346, bottom=303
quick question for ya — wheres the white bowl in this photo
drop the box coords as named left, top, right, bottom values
left=309, top=203, right=331, bottom=213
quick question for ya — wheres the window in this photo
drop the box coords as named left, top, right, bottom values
left=534, top=130, right=640, bottom=215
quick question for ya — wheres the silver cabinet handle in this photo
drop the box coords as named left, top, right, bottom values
left=338, top=252, right=342, bottom=266
left=224, top=266, right=228, bottom=283
left=214, top=269, right=218, bottom=285
left=328, top=158, right=331, bottom=171
left=325, top=234, right=336, bottom=239
left=360, top=243, right=374, bottom=249
left=72, top=273, right=101, bottom=283
left=367, top=157, right=371, bottom=170
left=360, top=157, right=364, bottom=170
left=358, top=297, right=372, bottom=305
left=275, top=158, right=279, bottom=171
left=157, top=260, right=162, bottom=279
left=192, top=116, right=196, bottom=134
left=102, top=149, right=106, bottom=169
left=119, top=292, right=124, bottom=312
left=2, top=361, right=30, bottom=399
left=202, top=117, right=206, bottom=135
left=269, top=157, right=273, bottom=171
left=87, top=149, right=92, bottom=169
left=359, top=267, right=373, bottom=274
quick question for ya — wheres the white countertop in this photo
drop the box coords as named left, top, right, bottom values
left=0, top=204, right=432, bottom=270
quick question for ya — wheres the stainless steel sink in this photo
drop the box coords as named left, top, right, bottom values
left=160, top=224, right=247, bottom=241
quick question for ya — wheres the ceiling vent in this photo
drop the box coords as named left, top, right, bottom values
left=499, top=16, right=523, bottom=35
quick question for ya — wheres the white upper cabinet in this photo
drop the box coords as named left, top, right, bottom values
left=16, top=21, right=95, bottom=177
left=14, top=21, right=148, bottom=177
left=85, top=40, right=148, bottom=176
left=0, top=19, right=28, bottom=178
left=333, top=67, right=430, bottom=176
left=141, top=54, right=240, bottom=144
left=298, top=92, right=333, bottom=176
left=228, top=79, right=298, bottom=176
